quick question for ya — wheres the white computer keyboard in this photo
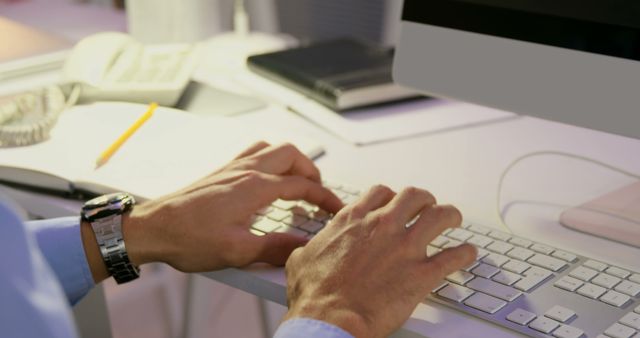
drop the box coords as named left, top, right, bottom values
left=250, top=183, right=640, bottom=338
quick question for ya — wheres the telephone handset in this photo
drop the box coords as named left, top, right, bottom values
left=62, top=32, right=199, bottom=107
left=0, top=32, right=199, bottom=147
left=0, top=85, right=78, bottom=147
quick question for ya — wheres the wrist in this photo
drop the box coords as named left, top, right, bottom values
left=284, top=296, right=371, bottom=338
left=121, top=203, right=163, bottom=267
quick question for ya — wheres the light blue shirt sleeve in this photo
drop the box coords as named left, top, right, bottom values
left=25, top=216, right=94, bottom=305
left=0, top=198, right=80, bottom=338
left=274, top=318, right=355, bottom=338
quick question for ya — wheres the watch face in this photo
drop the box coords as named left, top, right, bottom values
left=82, top=193, right=135, bottom=221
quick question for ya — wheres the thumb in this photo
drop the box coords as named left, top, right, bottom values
left=252, top=232, right=308, bottom=266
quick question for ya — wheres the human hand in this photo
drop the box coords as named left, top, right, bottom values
left=122, top=142, right=343, bottom=272
left=283, top=185, right=477, bottom=338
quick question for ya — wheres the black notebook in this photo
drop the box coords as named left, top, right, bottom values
left=247, top=38, right=422, bottom=111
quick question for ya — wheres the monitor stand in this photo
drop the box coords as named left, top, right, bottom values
left=560, top=181, right=640, bottom=248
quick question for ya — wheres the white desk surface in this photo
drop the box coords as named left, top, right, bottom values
left=200, top=84, right=640, bottom=337
left=3, top=36, right=640, bottom=338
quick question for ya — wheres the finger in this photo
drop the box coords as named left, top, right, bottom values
left=408, top=204, right=462, bottom=248
left=374, top=187, right=436, bottom=232
left=246, top=143, right=322, bottom=182
left=420, top=244, right=477, bottom=282
left=335, top=185, right=395, bottom=221
left=249, top=232, right=308, bottom=266
left=233, top=141, right=271, bottom=160
left=254, top=173, right=343, bottom=213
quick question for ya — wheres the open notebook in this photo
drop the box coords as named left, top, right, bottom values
left=0, top=102, right=323, bottom=201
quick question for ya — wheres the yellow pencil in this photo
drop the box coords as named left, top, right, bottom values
left=95, top=102, right=158, bottom=169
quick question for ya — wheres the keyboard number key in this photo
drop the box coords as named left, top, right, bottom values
left=576, top=283, right=607, bottom=299
left=604, top=323, right=636, bottom=338
left=583, top=259, right=608, bottom=272
left=606, top=266, right=631, bottom=279
left=568, top=266, right=598, bottom=282
left=619, top=312, right=640, bottom=330
left=614, top=280, right=640, bottom=297
left=599, top=290, right=630, bottom=307
left=591, top=273, right=621, bottom=289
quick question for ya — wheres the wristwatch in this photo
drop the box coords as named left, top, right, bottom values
left=81, top=192, right=140, bottom=284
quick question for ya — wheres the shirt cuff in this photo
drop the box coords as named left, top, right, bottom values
left=274, top=318, right=354, bottom=338
left=25, top=216, right=94, bottom=305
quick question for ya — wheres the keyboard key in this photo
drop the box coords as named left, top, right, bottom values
left=591, top=273, right=621, bottom=289
left=502, top=260, right=531, bottom=274
left=467, top=235, right=493, bottom=248
left=524, top=266, right=553, bottom=279
left=447, top=228, right=474, bottom=242
left=442, top=239, right=463, bottom=249
left=614, top=280, right=640, bottom=297
left=252, top=218, right=281, bottom=233
left=431, top=235, right=449, bottom=248
left=619, top=312, right=640, bottom=330
left=273, top=199, right=297, bottom=210
left=437, top=284, right=475, bottom=302
left=282, top=213, right=310, bottom=227
left=629, top=273, right=640, bottom=284
left=568, top=266, right=598, bottom=282
left=606, top=266, right=631, bottom=279
left=249, top=228, right=265, bottom=236
left=446, top=271, right=475, bottom=285
left=475, top=248, right=489, bottom=260
left=492, top=270, right=522, bottom=286
left=267, top=208, right=290, bottom=221
left=464, top=292, right=507, bottom=314
left=599, top=290, right=630, bottom=307
left=530, top=243, right=554, bottom=255
left=256, top=206, right=273, bottom=215
left=506, top=247, right=535, bottom=261
left=467, top=277, right=522, bottom=302
left=583, top=259, right=608, bottom=272
left=274, top=225, right=308, bottom=237
left=506, top=308, right=536, bottom=325
left=482, top=253, right=509, bottom=267
left=551, top=250, right=577, bottom=262
left=544, top=305, right=575, bottom=322
left=488, top=230, right=511, bottom=242
left=576, top=283, right=607, bottom=299
left=433, top=281, right=448, bottom=292
left=472, top=263, right=500, bottom=278
left=300, top=220, right=324, bottom=233
left=515, top=275, right=548, bottom=292
left=552, top=324, right=584, bottom=338
left=604, top=323, right=636, bottom=338
left=426, top=245, right=441, bottom=257
left=486, top=241, right=514, bottom=255
left=463, top=261, right=479, bottom=272
left=528, top=254, right=567, bottom=272
left=554, top=276, right=584, bottom=292
left=529, top=317, right=560, bottom=334
left=468, top=224, right=492, bottom=235
left=509, top=237, right=532, bottom=248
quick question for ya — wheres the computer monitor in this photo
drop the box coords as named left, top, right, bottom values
left=393, top=0, right=640, bottom=140
left=392, top=0, right=640, bottom=247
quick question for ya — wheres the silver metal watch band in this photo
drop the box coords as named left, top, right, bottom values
left=92, top=214, right=140, bottom=284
